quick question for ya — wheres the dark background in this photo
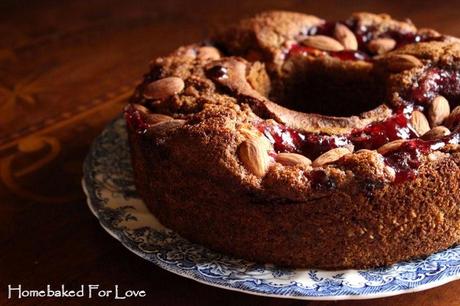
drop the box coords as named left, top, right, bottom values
left=1, top=1, right=459, bottom=305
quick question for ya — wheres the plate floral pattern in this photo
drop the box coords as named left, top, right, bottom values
left=82, top=117, right=460, bottom=300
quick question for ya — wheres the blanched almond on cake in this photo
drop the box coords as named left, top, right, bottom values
left=422, top=126, right=451, bottom=140
left=238, top=136, right=271, bottom=177
left=428, top=96, right=450, bottom=126
left=300, top=35, right=344, bottom=52
left=312, top=147, right=351, bottom=167
left=410, top=111, right=431, bottom=135
left=377, top=139, right=406, bottom=155
left=386, top=54, right=423, bottom=72
left=276, top=153, right=312, bottom=167
left=143, top=77, right=185, bottom=100
left=368, top=38, right=396, bottom=54
left=334, top=23, right=358, bottom=50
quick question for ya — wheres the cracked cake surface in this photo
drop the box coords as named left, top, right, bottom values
left=125, top=11, right=460, bottom=269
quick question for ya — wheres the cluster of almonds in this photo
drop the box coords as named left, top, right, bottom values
left=299, top=24, right=357, bottom=52
left=299, top=23, right=399, bottom=54
left=409, top=97, right=460, bottom=153
left=237, top=131, right=352, bottom=178
left=409, top=95, right=454, bottom=139
left=299, top=24, right=428, bottom=75
left=300, top=24, right=358, bottom=51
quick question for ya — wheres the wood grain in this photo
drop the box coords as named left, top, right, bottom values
left=0, top=0, right=459, bottom=305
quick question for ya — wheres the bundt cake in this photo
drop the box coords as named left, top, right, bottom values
left=124, top=11, right=460, bottom=269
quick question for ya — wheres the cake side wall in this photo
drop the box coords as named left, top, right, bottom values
left=127, top=126, right=460, bottom=269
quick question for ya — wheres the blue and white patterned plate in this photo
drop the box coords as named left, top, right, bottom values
left=82, top=117, right=460, bottom=300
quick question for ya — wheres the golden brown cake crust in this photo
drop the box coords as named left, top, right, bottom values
left=125, top=11, right=460, bottom=269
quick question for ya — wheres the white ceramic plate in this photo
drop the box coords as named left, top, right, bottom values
left=82, top=117, right=460, bottom=300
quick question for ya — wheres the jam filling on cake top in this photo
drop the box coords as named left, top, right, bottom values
left=258, top=117, right=460, bottom=184
left=404, top=68, right=460, bottom=105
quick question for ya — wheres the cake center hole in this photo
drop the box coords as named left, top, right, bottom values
left=271, top=62, right=385, bottom=117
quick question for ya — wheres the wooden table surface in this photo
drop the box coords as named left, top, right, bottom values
left=1, top=0, right=460, bottom=305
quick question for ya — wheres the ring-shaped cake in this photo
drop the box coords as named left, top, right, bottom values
left=125, top=11, right=460, bottom=269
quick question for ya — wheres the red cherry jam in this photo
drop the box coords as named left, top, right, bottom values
left=308, top=169, right=336, bottom=191
left=257, top=122, right=351, bottom=159
left=206, top=65, right=229, bottom=80
left=406, top=68, right=460, bottom=105
left=258, top=114, right=460, bottom=184
left=388, top=31, right=441, bottom=48
left=382, top=134, right=460, bottom=183
left=257, top=112, right=417, bottom=159
left=383, top=139, right=431, bottom=183
left=349, top=112, right=417, bottom=149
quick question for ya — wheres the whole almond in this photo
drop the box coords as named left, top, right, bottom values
left=334, top=24, right=358, bottom=50
left=300, top=35, right=344, bottom=52
left=312, top=147, right=351, bottom=167
left=428, top=96, right=450, bottom=126
left=238, top=136, right=271, bottom=177
left=276, top=153, right=312, bottom=167
left=197, top=46, right=220, bottom=60
left=377, top=139, right=406, bottom=155
left=422, top=126, right=451, bottom=140
left=368, top=38, right=396, bottom=55
left=143, top=77, right=185, bottom=100
left=355, top=149, right=374, bottom=154
left=418, top=28, right=441, bottom=37
left=386, top=54, right=423, bottom=73
left=410, top=111, right=431, bottom=135
left=146, top=119, right=185, bottom=136
left=130, top=104, right=173, bottom=124
left=146, top=113, right=174, bottom=125
left=444, top=105, right=460, bottom=129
